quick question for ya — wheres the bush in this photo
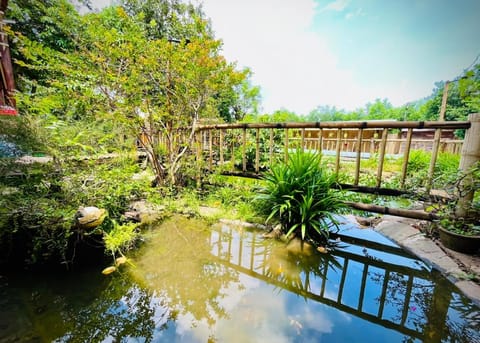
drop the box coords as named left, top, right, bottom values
left=0, top=156, right=151, bottom=266
left=257, top=150, right=345, bottom=243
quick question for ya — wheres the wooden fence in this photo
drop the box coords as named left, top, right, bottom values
left=192, top=119, right=471, bottom=190
left=154, top=114, right=480, bottom=220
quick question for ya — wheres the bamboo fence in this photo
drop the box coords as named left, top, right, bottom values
left=160, top=118, right=479, bottom=221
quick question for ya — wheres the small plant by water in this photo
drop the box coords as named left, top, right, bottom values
left=257, top=150, right=346, bottom=244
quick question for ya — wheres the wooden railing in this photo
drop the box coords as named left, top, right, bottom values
left=150, top=115, right=479, bottom=220
left=290, top=136, right=463, bottom=155
left=191, top=120, right=471, bottom=191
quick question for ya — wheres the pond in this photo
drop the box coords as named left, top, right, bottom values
left=1, top=215, right=479, bottom=342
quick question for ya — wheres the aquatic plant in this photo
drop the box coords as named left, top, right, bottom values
left=257, top=150, right=346, bottom=243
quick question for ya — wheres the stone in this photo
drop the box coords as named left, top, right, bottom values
left=75, top=206, right=107, bottom=229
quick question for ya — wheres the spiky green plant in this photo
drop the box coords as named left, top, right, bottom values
left=257, top=150, right=345, bottom=243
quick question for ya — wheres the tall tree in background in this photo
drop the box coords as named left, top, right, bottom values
left=120, top=0, right=261, bottom=123
left=75, top=6, right=247, bottom=185
left=459, top=63, right=480, bottom=114
left=6, top=0, right=259, bottom=185
left=120, top=0, right=210, bottom=40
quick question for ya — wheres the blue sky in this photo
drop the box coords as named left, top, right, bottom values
left=199, top=0, right=480, bottom=115
left=89, top=0, right=480, bottom=115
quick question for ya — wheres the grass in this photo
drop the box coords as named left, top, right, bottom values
left=256, top=150, right=346, bottom=243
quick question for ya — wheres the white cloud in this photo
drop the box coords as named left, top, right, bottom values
left=345, top=7, right=365, bottom=20
left=321, top=0, right=349, bottom=12
left=200, top=0, right=371, bottom=114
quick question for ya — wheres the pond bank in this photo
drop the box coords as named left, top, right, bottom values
left=371, top=215, right=480, bottom=306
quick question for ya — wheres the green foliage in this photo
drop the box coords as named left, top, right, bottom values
left=406, top=149, right=430, bottom=174
left=257, top=151, right=345, bottom=243
left=9, top=0, right=257, bottom=186
left=438, top=218, right=480, bottom=236
left=0, top=160, right=74, bottom=265
left=404, top=150, right=460, bottom=189
left=0, top=155, right=151, bottom=266
left=120, top=0, right=212, bottom=40
left=60, top=158, right=147, bottom=218
left=103, top=221, right=139, bottom=256
left=459, top=64, right=480, bottom=114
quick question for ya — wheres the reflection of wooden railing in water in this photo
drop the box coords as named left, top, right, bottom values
left=209, top=225, right=464, bottom=341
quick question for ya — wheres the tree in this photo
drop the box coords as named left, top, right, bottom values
left=120, top=0, right=211, bottom=40
left=215, top=76, right=261, bottom=122
left=8, top=0, right=81, bottom=89
left=73, top=7, right=247, bottom=185
left=459, top=63, right=480, bottom=114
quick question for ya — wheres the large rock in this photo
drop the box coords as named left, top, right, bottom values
left=75, top=206, right=107, bottom=229
left=125, top=201, right=165, bottom=224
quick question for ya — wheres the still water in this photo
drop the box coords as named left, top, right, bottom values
left=1, top=216, right=479, bottom=342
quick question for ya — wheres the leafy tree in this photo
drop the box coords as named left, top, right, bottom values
left=422, top=81, right=470, bottom=122
left=459, top=63, right=480, bottom=114
left=365, top=98, right=394, bottom=120
left=70, top=7, right=248, bottom=185
left=307, top=105, right=346, bottom=122
left=215, top=75, right=261, bottom=122
left=8, top=0, right=81, bottom=88
left=120, top=0, right=211, bottom=40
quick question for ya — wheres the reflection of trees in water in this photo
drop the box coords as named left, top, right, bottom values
left=130, top=216, right=240, bottom=328
left=57, top=277, right=158, bottom=342
left=2, top=269, right=159, bottom=342
left=369, top=269, right=480, bottom=343
left=44, top=216, right=241, bottom=342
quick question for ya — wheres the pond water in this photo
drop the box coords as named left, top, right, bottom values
left=1, top=215, right=479, bottom=343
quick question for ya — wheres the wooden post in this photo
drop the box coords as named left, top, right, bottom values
left=426, top=128, right=442, bottom=192
left=208, top=129, right=213, bottom=171
left=301, top=128, right=305, bottom=152
left=335, top=129, right=342, bottom=176
left=400, top=128, right=413, bottom=188
left=255, top=128, right=260, bottom=174
left=285, top=128, right=289, bottom=162
left=354, top=129, right=363, bottom=185
left=456, top=113, right=480, bottom=218
left=219, top=129, right=224, bottom=165
left=439, top=81, right=449, bottom=121
left=269, top=129, right=274, bottom=165
left=426, top=83, right=449, bottom=192
left=376, top=129, right=388, bottom=188
left=195, top=130, right=202, bottom=188
left=317, top=129, right=323, bottom=152
left=242, top=128, right=247, bottom=172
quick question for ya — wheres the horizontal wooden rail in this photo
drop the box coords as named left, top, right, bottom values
left=197, top=120, right=471, bottom=131
left=344, top=201, right=439, bottom=221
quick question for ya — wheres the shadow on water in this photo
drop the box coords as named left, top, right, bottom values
left=1, top=215, right=479, bottom=342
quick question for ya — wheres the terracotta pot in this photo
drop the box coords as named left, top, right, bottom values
left=438, top=226, right=480, bottom=254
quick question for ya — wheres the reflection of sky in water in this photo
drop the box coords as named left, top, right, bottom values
left=129, top=221, right=479, bottom=342
left=3, top=216, right=479, bottom=343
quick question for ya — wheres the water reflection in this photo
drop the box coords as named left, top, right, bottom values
left=1, top=216, right=479, bottom=342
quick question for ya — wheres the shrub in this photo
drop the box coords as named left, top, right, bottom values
left=406, top=149, right=430, bottom=175
left=257, top=150, right=345, bottom=243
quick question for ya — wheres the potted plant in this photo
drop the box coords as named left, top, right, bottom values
left=433, top=163, right=480, bottom=254
left=436, top=217, right=480, bottom=254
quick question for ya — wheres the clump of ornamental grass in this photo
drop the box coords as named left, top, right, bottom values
left=257, top=150, right=346, bottom=244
